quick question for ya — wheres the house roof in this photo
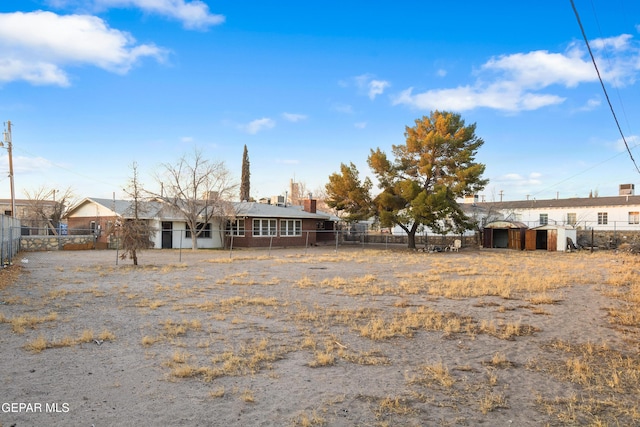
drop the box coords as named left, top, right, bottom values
left=66, top=197, right=167, bottom=220
left=233, top=202, right=332, bottom=220
left=474, top=194, right=640, bottom=210
left=67, top=198, right=334, bottom=221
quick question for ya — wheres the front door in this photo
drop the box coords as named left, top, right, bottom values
left=162, top=222, right=172, bottom=249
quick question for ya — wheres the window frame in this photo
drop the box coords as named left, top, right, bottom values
left=226, top=219, right=246, bottom=236
left=629, top=211, right=640, bottom=225
left=280, top=219, right=302, bottom=236
left=539, top=213, right=548, bottom=226
left=253, top=218, right=277, bottom=236
left=597, top=212, right=608, bottom=225
left=185, top=222, right=212, bottom=239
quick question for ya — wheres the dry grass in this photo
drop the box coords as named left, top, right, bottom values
left=2, top=312, right=58, bottom=334
left=23, top=328, right=116, bottom=353
left=409, top=362, right=456, bottom=388
left=4, top=248, right=640, bottom=425
left=291, top=410, right=326, bottom=427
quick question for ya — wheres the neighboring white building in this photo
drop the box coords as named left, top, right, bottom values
left=475, top=187, right=640, bottom=232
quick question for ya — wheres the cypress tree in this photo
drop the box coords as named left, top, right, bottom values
left=240, top=145, right=250, bottom=201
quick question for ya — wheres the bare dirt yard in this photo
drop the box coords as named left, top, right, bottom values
left=1, top=246, right=639, bottom=426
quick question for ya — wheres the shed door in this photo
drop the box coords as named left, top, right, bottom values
left=525, top=230, right=537, bottom=251
left=483, top=229, right=493, bottom=248
left=508, top=229, right=522, bottom=250
left=547, top=229, right=557, bottom=252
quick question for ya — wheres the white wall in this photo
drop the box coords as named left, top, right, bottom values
left=150, top=220, right=224, bottom=249
left=72, top=202, right=116, bottom=218
left=506, top=205, right=640, bottom=231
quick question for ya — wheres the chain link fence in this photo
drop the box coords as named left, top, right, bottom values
left=12, top=219, right=640, bottom=267
left=1, top=215, right=21, bottom=266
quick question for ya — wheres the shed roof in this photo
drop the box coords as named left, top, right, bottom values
left=530, top=224, right=576, bottom=231
left=484, top=221, right=528, bottom=229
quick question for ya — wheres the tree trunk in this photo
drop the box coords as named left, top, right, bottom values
left=191, top=234, right=198, bottom=251
left=406, top=222, right=420, bottom=250
left=132, top=250, right=138, bottom=266
left=407, top=231, right=417, bottom=249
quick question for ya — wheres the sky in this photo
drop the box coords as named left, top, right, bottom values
left=1, top=1, right=640, bottom=205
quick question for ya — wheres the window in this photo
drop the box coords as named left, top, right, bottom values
left=90, top=221, right=96, bottom=234
left=185, top=222, right=211, bottom=238
left=253, top=219, right=277, bottom=236
left=629, top=212, right=640, bottom=225
left=597, top=212, right=608, bottom=225
left=539, top=214, right=548, bottom=225
left=567, top=213, right=576, bottom=226
left=280, top=219, right=302, bottom=236
left=226, top=219, right=245, bottom=236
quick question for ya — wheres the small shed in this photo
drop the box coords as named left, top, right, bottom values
left=483, top=221, right=528, bottom=250
left=525, top=224, right=577, bottom=252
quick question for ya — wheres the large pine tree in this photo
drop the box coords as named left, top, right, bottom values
left=240, top=145, right=250, bottom=201
left=368, top=111, right=488, bottom=248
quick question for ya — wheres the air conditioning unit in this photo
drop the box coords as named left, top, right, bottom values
left=619, top=184, right=635, bottom=196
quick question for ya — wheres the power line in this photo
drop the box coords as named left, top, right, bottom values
left=570, top=0, right=640, bottom=174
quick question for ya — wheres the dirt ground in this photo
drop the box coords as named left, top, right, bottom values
left=0, top=246, right=639, bottom=426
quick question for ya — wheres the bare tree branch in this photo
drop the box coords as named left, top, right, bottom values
left=151, top=148, right=238, bottom=250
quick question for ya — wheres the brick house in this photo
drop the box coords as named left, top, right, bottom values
left=225, top=199, right=336, bottom=248
left=66, top=197, right=336, bottom=249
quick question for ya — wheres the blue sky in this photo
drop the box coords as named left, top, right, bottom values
left=1, top=1, right=640, bottom=204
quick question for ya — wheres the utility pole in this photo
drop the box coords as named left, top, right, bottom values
left=499, top=190, right=504, bottom=203
left=2, top=121, right=16, bottom=217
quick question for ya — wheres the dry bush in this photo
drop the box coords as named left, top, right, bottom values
left=409, top=362, right=456, bottom=388
left=290, top=410, right=326, bottom=427
left=4, top=312, right=58, bottom=334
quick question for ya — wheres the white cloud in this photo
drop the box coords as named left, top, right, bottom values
left=49, top=0, right=225, bottom=30
left=392, top=85, right=565, bottom=112
left=578, top=97, right=601, bottom=111
left=354, top=74, right=390, bottom=100
left=612, top=135, right=640, bottom=152
left=0, top=11, right=167, bottom=86
left=497, top=172, right=543, bottom=187
left=332, top=103, right=353, bottom=114
left=354, top=122, right=367, bottom=129
left=436, top=68, right=447, bottom=77
left=242, top=118, right=275, bottom=134
left=282, top=112, right=307, bottom=122
left=393, top=33, right=640, bottom=112
left=367, top=79, right=389, bottom=100
left=0, top=154, right=52, bottom=174
left=180, top=136, right=193, bottom=143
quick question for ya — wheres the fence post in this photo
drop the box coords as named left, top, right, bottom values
left=305, top=231, right=309, bottom=255
left=8, top=225, right=13, bottom=265
left=269, top=235, right=273, bottom=256
left=1, top=216, right=4, bottom=266
left=228, top=233, right=234, bottom=259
